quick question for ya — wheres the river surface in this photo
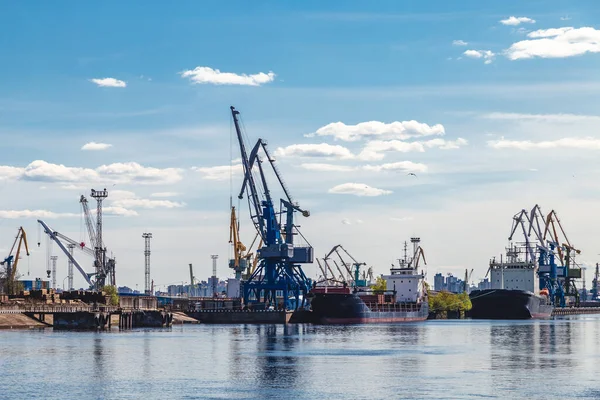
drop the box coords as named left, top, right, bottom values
left=1, top=316, right=600, bottom=399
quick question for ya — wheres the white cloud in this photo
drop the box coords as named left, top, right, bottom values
left=0, top=160, right=183, bottom=186
left=363, top=161, right=428, bottom=173
left=111, top=198, right=185, bottom=209
left=307, top=120, right=444, bottom=142
left=96, top=162, right=183, bottom=185
left=0, top=166, right=25, bottom=181
left=89, top=78, right=127, bottom=88
left=274, top=143, right=355, bottom=159
left=500, top=16, right=536, bottom=26
left=488, top=137, right=600, bottom=150
left=151, top=192, right=181, bottom=198
left=328, top=183, right=392, bottom=197
left=463, top=49, right=495, bottom=64
left=81, top=142, right=112, bottom=151
left=342, top=218, right=352, bottom=225
left=109, top=190, right=137, bottom=200
left=482, top=112, right=600, bottom=122
left=560, top=16, right=571, bottom=21
left=357, top=138, right=466, bottom=161
left=60, top=184, right=87, bottom=191
left=390, top=216, right=414, bottom=222
left=452, top=40, right=468, bottom=46
left=300, top=163, right=356, bottom=172
left=0, top=209, right=79, bottom=219
left=23, top=160, right=99, bottom=182
left=505, top=27, right=600, bottom=60
left=103, top=207, right=139, bottom=217
left=358, top=140, right=425, bottom=161
left=192, top=163, right=243, bottom=181
left=423, top=138, right=469, bottom=150
left=180, top=66, right=275, bottom=86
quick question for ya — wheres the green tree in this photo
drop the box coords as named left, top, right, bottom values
left=372, top=276, right=386, bottom=294
left=102, top=285, right=119, bottom=306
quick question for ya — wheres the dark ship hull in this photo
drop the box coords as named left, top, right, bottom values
left=469, top=289, right=553, bottom=319
left=310, top=292, right=429, bottom=324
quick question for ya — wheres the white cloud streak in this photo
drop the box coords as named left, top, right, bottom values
left=89, top=78, right=127, bottom=88
left=505, top=27, right=600, bottom=60
left=307, top=120, right=445, bottom=142
left=274, top=143, right=355, bottom=159
left=482, top=112, right=600, bottom=122
left=0, top=210, right=79, bottom=219
left=151, top=192, right=181, bottom=198
left=362, top=161, right=428, bottom=173
left=180, top=66, right=275, bottom=86
left=488, top=137, right=600, bottom=150
left=0, top=160, right=183, bottom=185
left=192, top=164, right=243, bottom=181
left=500, top=16, right=536, bottom=26
left=300, top=161, right=427, bottom=173
left=111, top=198, right=185, bottom=209
left=463, top=49, right=495, bottom=64
left=452, top=40, right=468, bottom=46
left=328, top=183, right=392, bottom=197
left=81, top=142, right=112, bottom=151
left=358, top=138, right=467, bottom=160
left=300, top=163, right=356, bottom=172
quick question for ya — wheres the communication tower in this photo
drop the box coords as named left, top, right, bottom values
left=142, top=233, right=152, bottom=294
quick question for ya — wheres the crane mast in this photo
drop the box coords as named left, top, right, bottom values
left=231, top=106, right=313, bottom=310
left=37, top=220, right=94, bottom=287
left=1, top=227, right=30, bottom=295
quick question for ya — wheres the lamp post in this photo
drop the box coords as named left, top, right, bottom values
left=62, top=276, right=68, bottom=291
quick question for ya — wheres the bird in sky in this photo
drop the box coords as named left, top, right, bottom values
left=408, top=172, right=417, bottom=177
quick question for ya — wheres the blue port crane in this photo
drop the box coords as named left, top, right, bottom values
left=1, top=227, right=30, bottom=294
left=230, top=106, right=313, bottom=310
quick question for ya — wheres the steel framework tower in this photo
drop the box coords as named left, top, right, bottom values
left=66, top=244, right=75, bottom=290
left=143, top=233, right=152, bottom=294
left=211, top=255, right=218, bottom=297
left=90, top=188, right=108, bottom=290
left=50, top=255, right=58, bottom=289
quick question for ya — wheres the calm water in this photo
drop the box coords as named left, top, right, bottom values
left=1, top=316, right=600, bottom=399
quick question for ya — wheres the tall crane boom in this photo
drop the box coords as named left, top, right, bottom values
left=231, top=106, right=313, bottom=310
left=37, top=220, right=93, bottom=287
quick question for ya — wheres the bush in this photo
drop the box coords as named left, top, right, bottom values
left=102, top=285, right=119, bottom=306
left=372, top=276, right=386, bottom=294
left=429, top=290, right=472, bottom=312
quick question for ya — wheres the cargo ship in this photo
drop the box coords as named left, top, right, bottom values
left=309, top=238, right=429, bottom=324
left=469, top=244, right=553, bottom=319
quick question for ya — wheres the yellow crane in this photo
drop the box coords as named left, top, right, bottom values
left=1, top=227, right=30, bottom=295
left=229, top=206, right=261, bottom=279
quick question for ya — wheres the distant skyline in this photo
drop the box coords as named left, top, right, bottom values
left=1, top=1, right=600, bottom=290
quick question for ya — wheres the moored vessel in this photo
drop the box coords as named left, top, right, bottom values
left=470, top=243, right=553, bottom=319
left=309, top=238, right=429, bottom=324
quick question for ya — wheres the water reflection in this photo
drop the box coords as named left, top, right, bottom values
left=255, top=324, right=300, bottom=390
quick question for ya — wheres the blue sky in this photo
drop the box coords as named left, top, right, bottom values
left=2, top=1, right=600, bottom=291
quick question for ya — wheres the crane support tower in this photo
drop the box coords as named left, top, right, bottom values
left=67, top=244, right=75, bottom=290
left=231, top=106, right=313, bottom=310
left=142, top=233, right=152, bottom=295
left=211, top=255, right=218, bottom=297
left=90, top=188, right=109, bottom=290
left=50, top=255, right=58, bottom=289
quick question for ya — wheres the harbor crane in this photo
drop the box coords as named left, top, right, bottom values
left=1, top=227, right=30, bottom=295
left=324, top=244, right=367, bottom=287
left=80, top=193, right=116, bottom=287
left=231, top=106, right=313, bottom=310
left=592, top=263, right=600, bottom=301
left=229, top=206, right=254, bottom=280
left=37, top=220, right=95, bottom=288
